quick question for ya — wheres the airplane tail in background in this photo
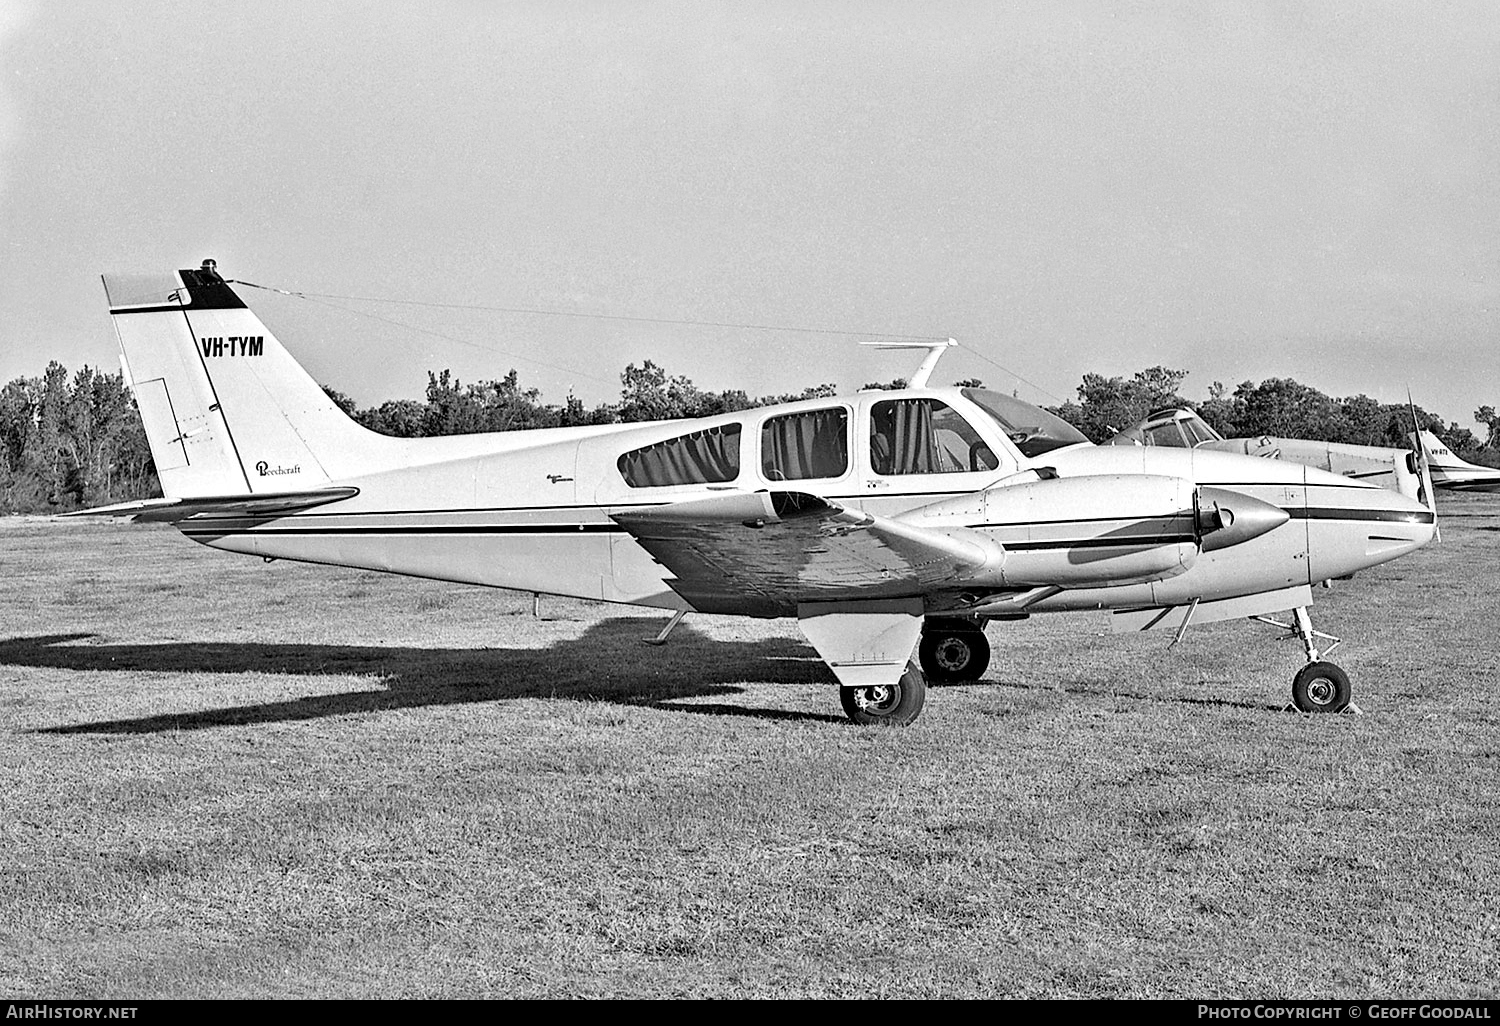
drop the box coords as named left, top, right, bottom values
left=1411, top=429, right=1500, bottom=493
left=1417, top=430, right=1475, bottom=474
left=103, top=262, right=394, bottom=499
left=1415, top=430, right=1459, bottom=472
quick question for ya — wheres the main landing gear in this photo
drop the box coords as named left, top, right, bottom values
left=917, top=617, right=991, bottom=684
left=840, top=658, right=928, bottom=726
left=1254, top=606, right=1354, bottom=714
left=835, top=615, right=989, bottom=726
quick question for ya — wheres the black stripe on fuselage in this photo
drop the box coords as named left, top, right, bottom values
left=208, top=496, right=1417, bottom=528
left=196, top=505, right=1191, bottom=529
left=972, top=514, right=1189, bottom=530
left=1206, top=479, right=1377, bottom=490
left=278, top=502, right=674, bottom=518
left=179, top=523, right=1200, bottom=553
left=176, top=503, right=1430, bottom=543
left=180, top=523, right=625, bottom=538
left=211, top=493, right=977, bottom=520
left=1002, top=534, right=1198, bottom=551
left=1290, top=507, right=1434, bottom=524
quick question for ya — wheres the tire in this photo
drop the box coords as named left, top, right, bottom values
left=919, top=628, right=991, bottom=684
left=840, top=660, right=927, bottom=726
left=1291, top=661, right=1352, bottom=714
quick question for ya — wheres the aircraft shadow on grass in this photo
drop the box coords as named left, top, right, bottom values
left=2, top=618, right=1273, bottom=735
left=2, top=618, right=849, bottom=733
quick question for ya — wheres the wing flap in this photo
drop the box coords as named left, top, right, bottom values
left=61, top=486, right=359, bottom=523
left=612, top=490, right=1005, bottom=614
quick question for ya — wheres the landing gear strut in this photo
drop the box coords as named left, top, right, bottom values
left=918, top=618, right=991, bottom=684
left=1253, top=606, right=1354, bottom=714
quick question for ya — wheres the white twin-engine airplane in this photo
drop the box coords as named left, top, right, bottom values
left=77, top=262, right=1437, bottom=725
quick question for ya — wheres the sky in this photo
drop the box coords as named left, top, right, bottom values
left=1, top=1, right=1496, bottom=427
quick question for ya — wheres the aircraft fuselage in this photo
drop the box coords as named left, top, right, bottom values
left=176, top=389, right=1434, bottom=620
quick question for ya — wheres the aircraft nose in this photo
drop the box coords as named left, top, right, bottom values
left=1196, top=486, right=1291, bottom=552
left=1359, top=488, right=1438, bottom=554
left=1304, top=480, right=1437, bottom=581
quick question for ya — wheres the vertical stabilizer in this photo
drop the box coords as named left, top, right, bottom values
left=1417, top=430, right=1465, bottom=473
left=103, top=262, right=391, bottom=498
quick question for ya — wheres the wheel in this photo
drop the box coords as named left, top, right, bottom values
left=1291, top=661, right=1352, bottom=714
left=919, top=627, right=991, bottom=683
left=840, top=660, right=927, bottom=726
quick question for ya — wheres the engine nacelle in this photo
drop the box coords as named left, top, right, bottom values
left=902, top=474, right=1286, bottom=589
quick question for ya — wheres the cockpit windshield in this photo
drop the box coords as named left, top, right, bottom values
left=1105, top=408, right=1224, bottom=448
left=960, top=388, right=1091, bottom=458
left=1180, top=414, right=1223, bottom=445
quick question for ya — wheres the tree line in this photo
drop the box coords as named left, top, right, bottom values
left=1, top=363, right=157, bottom=514
left=1051, top=366, right=1500, bottom=456
left=3, top=359, right=1496, bottom=515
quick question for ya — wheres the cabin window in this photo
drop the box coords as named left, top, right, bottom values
left=618, top=424, right=742, bottom=487
left=761, top=408, right=849, bottom=481
left=870, top=398, right=999, bottom=475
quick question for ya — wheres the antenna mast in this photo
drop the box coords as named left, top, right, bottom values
left=859, top=338, right=958, bottom=388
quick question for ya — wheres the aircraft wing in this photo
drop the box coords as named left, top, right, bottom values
left=611, top=490, right=1005, bottom=616
left=61, top=486, right=359, bottom=523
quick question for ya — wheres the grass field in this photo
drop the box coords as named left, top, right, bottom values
left=2, top=498, right=1497, bottom=998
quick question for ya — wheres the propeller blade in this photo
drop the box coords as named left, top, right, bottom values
left=1407, top=390, right=1440, bottom=542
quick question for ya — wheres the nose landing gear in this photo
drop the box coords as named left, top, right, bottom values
left=1292, top=660, right=1352, bottom=712
left=1253, top=606, right=1358, bottom=714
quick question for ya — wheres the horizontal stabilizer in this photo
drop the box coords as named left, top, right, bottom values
left=62, top=486, right=359, bottom=523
